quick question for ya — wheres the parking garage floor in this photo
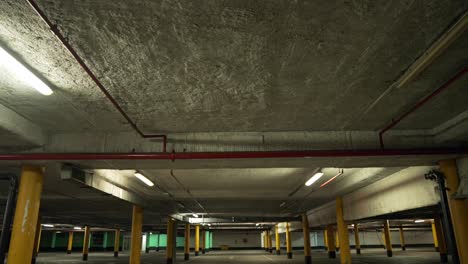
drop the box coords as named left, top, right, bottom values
left=34, top=248, right=445, bottom=264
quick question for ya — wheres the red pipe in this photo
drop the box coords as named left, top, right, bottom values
left=379, top=67, right=468, bottom=149
left=0, top=148, right=464, bottom=161
left=25, top=0, right=167, bottom=152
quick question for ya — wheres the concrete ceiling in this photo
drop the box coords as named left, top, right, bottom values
left=1, top=0, right=468, bottom=229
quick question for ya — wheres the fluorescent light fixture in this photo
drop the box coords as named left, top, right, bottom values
left=73, top=226, right=82, bottom=230
left=414, top=219, right=425, bottom=223
left=0, top=47, right=53, bottom=95
left=256, top=223, right=259, bottom=226
left=192, top=214, right=199, bottom=218
left=134, top=172, right=154, bottom=187
left=208, top=224, right=211, bottom=226
left=42, top=224, right=54, bottom=228
left=305, top=172, right=324, bottom=186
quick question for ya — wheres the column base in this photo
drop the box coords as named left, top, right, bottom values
left=146, top=248, right=150, bottom=253
left=440, top=253, right=448, bottom=263
left=356, top=248, right=361, bottom=254
left=304, top=255, right=312, bottom=264
left=67, top=250, right=72, bottom=254
left=435, top=247, right=439, bottom=252
left=114, top=251, right=119, bottom=257
left=83, top=253, right=88, bottom=261
left=156, top=247, right=159, bottom=252
left=184, top=253, right=190, bottom=260
left=287, top=252, right=293, bottom=259
left=31, top=257, right=36, bottom=264
left=269, top=248, right=273, bottom=253
left=401, top=246, right=406, bottom=251
left=202, top=249, right=206, bottom=254
left=276, top=250, right=281, bottom=255
left=195, top=251, right=199, bottom=256
left=328, top=251, right=336, bottom=259
left=387, top=250, right=393, bottom=257
left=166, top=258, right=173, bottom=264
left=265, top=248, right=269, bottom=252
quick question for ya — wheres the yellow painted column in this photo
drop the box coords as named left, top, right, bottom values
left=114, top=228, right=121, bottom=257
left=431, top=221, right=439, bottom=252
left=264, top=231, right=268, bottom=251
left=275, top=225, right=281, bottom=255
left=336, top=197, right=351, bottom=264
left=324, top=229, right=328, bottom=251
left=67, top=232, right=73, bottom=254
left=130, top=206, right=143, bottom=264
left=184, top=223, right=190, bottom=260
left=166, top=218, right=174, bottom=264
left=83, top=225, right=91, bottom=261
left=434, top=216, right=448, bottom=263
left=286, top=222, right=293, bottom=259
left=354, top=224, right=361, bottom=254
left=201, top=229, right=206, bottom=254
left=195, top=225, right=200, bottom=256
left=439, top=160, right=468, bottom=264
left=383, top=220, right=392, bottom=257
left=268, top=230, right=273, bottom=253
left=335, top=231, right=340, bottom=250
left=399, top=226, right=406, bottom=251
left=32, top=218, right=42, bottom=264
left=7, top=166, right=44, bottom=264
left=326, top=225, right=336, bottom=259
left=302, top=214, right=312, bottom=264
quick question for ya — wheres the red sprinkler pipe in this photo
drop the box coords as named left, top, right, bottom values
left=379, top=67, right=468, bottom=149
left=25, top=0, right=167, bottom=152
left=0, top=148, right=465, bottom=161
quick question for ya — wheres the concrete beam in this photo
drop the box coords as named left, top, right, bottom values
left=0, top=103, right=46, bottom=149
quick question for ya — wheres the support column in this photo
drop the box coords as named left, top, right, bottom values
left=264, top=231, right=268, bottom=251
left=335, top=231, right=340, bottom=251
left=6, top=166, right=44, bottom=264
left=201, top=229, right=206, bottom=254
left=326, top=225, right=336, bottom=258
left=166, top=218, right=174, bottom=264
left=130, top=206, right=143, bottom=264
left=195, top=225, right=200, bottom=256
left=439, top=159, right=468, bottom=263
left=268, top=230, right=273, bottom=253
left=431, top=221, right=439, bottom=252
left=434, top=216, right=448, bottom=263
left=336, top=196, right=351, bottom=264
left=83, top=225, right=91, bottom=261
left=324, top=229, right=328, bottom=251
left=184, top=223, right=190, bottom=260
left=114, top=228, right=120, bottom=257
left=275, top=225, right=281, bottom=255
left=145, top=232, right=150, bottom=253
left=32, top=218, right=42, bottom=264
left=354, top=224, right=361, bottom=254
left=67, top=232, right=74, bottom=254
left=302, top=214, right=312, bottom=264
left=399, top=225, right=406, bottom=251
left=286, top=222, right=292, bottom=259
left=383, top=220, right=392, bottom=257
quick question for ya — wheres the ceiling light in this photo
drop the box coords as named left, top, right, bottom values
left=0, top=47, right=53, bottom=95
left=256, top=223, right=259, bottom=226
left=73, top=226, right=82, bottom=230
left=42, top=224, right=54, bottom=228
left=193, top=214, right=199, bottom=218
left=208, top=224, right=211, bottom=226
left=305, top=172, right=324, bottom=186
left=414, top=219, right=425, bottom=223
left=279, top=202, right=286, bottom=207
left=134, top=172, right=154, bottom=187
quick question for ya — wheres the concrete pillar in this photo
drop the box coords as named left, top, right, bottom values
left=201, top=229, right=206, bottom=254
left=326, top=225, right=336, bottom=258
left=336, top=197, right=351, bottom=264
left=354, top=224, right=361, bottom=254
left=166, top=218, right=174, bottom=264
left=83, top=225, right=91, bottom=261
left=286, top=222, right=292, bottom=259
left=268, top=230, right=273, bottom=253
left=434, top=216, right=448, bottom=263
left=130, top=206, right=143, bottom=264
left=383, top=220, right=392, bottom=257
left=7, top=166, right=44, bottom=264
left=275, top=225, right=281, bottom=255
left=431, top=221, right=439, bottom=252
left=439, top=159, right=468, bottom=263
left=67, top=232, right=73, bottom=254
left=302, top=214, right=312, bottom=264
left=195, top=225, right=200, bottom=256
left=184, top=223, right=190, bottom=260
left=399, top=226, right=406, bottom=251
left=32, top=218, right=42, bottom=264
left=114, top=228, right=120, bottom=257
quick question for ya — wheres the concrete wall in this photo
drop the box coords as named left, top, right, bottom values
left=307, top=166, right=439, bottom=226
left=211, top=230, right=261, bottom=248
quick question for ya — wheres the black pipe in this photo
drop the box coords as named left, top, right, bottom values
left=0, top=174, right=18, bottom=263
left=425, top=170, right=459, bottom=264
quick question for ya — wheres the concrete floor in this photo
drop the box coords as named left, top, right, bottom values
left=34, top=248, right=447, bottom=264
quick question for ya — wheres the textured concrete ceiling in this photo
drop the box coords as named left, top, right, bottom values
left=0, top=0, right=467, bottom=135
